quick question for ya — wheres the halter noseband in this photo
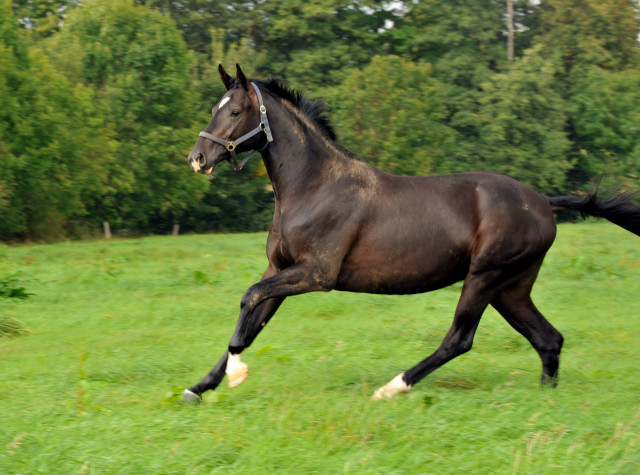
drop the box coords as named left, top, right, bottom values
left=198, top=82, right=274, bottom=171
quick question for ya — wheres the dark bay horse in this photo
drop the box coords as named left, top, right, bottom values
left=184, top=64, right=640, bottom=402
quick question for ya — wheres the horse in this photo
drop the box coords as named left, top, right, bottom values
left=184, top=64, right=640, bottom=402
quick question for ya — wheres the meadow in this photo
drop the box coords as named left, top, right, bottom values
left=1, top=222, right=639, bottom=474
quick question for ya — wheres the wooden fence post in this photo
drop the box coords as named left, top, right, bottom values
left=103, top=221, right=112, bottom=239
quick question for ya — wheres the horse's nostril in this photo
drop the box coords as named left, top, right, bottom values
left=198, top=153, right=206, bottom=167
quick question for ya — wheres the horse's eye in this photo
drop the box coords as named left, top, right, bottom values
left=231, top=109, right=241, bottom=117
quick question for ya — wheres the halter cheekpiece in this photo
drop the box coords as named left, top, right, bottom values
left=198, top=82, right=274, bottom=171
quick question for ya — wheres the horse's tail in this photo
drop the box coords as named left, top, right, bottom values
left=546, top=180, right=640, bottom=237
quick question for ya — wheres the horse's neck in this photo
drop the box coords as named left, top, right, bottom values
left=261, top=98, right=345, bottom=201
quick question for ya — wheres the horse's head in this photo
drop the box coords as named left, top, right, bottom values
left=188, top=64, right=272, bottom=174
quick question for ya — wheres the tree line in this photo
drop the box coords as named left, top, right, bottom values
left=1, top=0, right=639, bottom=241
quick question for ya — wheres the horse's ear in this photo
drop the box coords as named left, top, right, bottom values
left=236, top=64, right=250, bottom=91
left=219, top=64, right=233, bottom=90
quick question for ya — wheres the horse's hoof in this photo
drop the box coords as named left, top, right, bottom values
left=372, top=374, right=411, bottom=400
left=226, top=353, right=248, bottom=388
left=541, top=373, right=558, bottom=388
left=182, top=389, right=202, bottom=404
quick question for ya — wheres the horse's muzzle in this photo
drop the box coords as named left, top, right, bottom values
left=188, top=151, right=213, bottom=174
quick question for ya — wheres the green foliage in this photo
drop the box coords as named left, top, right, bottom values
left=0, top=225, right=638, bottom=471
left=1, top=0, right=639, bottom=240
left=45, top=0, right=208, bottom=234
left=256, top=0, right=393, bottom=88
left=0, top=273, right=32, bottom=299
left=389, top=0, right=508, bottom=81
left=11, top=0, right=78, bottom=38
left=137, top=0, right=253, bottom=55
left=330, top=55, right=455, bottom=175
left=533, top=0, right=640, bottom=74
left=54, top=0, right=196, bottom=129
left=570, top=66, right=640, bottom=189
left=0, top=2, right=117, bottom=240
left=191, top=158, right=275, bottom=234
left=471, top=46, right=572, bottom=191
left=1, top=0, right=21, bottom=52
left=0, top=268, right=31, bottom=338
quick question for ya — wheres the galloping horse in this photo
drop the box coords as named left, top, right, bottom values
left=184, top=64, right=640, bottom=402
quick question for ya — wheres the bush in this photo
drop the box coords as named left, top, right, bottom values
left=0, top=274, right=32, bottom=300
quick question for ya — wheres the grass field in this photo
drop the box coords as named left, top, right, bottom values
left=1, top=222, right=639, bottom=474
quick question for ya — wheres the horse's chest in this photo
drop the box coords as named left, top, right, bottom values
left=274, top=237, right=294, bottom=267
left=271, top=209, right=354, bottom=268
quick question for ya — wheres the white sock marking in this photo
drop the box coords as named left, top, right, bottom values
left=372, top=373, right=412, bottom=400
left=226, top=352, right=248, bottom=388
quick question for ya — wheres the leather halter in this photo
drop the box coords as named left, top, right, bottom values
left=198, top=82, right=274, bottom=171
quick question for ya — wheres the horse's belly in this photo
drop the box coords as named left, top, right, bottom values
left=335, top=251, right=468, bottom=295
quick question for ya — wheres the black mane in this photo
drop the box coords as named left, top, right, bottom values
left=231, top=77, right=337, bottom=141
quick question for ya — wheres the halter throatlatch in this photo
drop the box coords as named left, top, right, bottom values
left=198, top=82, right=274, bottom=171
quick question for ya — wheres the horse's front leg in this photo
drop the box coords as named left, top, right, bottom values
left=183, top=263, right=331, bottom=402
left=182, top=264, right=285, bottom=402
left=182, top=296, right=284, bottom=401
left=226, top=264, right=333, bottom=383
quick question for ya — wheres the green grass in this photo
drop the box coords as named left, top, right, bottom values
left=1, top=222, right=639, bottom=474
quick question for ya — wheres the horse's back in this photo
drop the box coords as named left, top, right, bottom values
left=386, top=171, right=556, bottom=241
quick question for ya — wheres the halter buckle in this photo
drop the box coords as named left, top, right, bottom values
left=226, top=141, right=237, bottom=152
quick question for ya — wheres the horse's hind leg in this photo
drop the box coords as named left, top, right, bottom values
left=373, top=272, right=497, bottom=400
left=491, top=284, right=563, bottom=387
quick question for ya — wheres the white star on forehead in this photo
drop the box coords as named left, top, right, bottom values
left=218, top=96, right=231, bottom=109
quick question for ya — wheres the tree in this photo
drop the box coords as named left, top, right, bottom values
left=471, top=46, right=572, bottom=191
left=388, top=0, right=508, bottom=83
left=253, top=0, right=393, bottom=88
left=385, top=0, right=518, bottom=180
left=527, top=0, right=640, bottom=190
left=48, top=0, right=208, bottom=234
left=570, top=66, right=640, bottom=189
left=329, top=55, right=455, bottom=176
left=135, top=0, right=276, bottom=61
left=3, top=0, right=638, bottom=239
left=531, top=0, right=640, bottom=76
left=12, top=0, right=80, bottom=38
left=0, top=0, right=116, bottom=240
left=188, top=158, right=275, bottom=234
